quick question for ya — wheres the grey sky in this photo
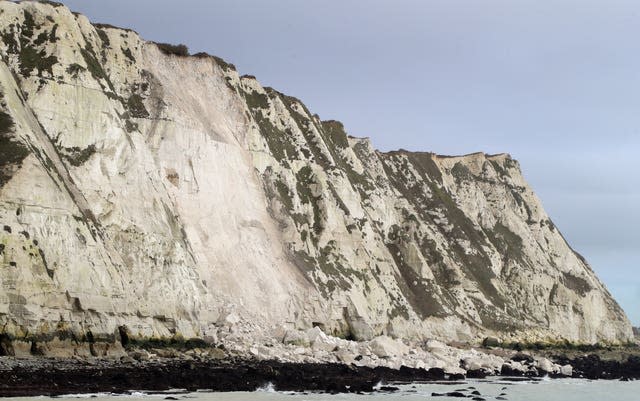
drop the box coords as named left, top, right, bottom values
left=59, top=0, right=639, bottom=326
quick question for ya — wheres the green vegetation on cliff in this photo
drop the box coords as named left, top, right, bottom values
left=0, top=101, right=30, bottom=187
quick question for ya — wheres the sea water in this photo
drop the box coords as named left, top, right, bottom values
left=5, top=378, right=640, bottom=401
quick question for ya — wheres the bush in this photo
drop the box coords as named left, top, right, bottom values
left=39, top=1, right=64, bottom=8
left=192, top=52, right=236, bottom=71
left=93, top=22, right=136, bottom=33
left=155, top=42, right=189, bottom=57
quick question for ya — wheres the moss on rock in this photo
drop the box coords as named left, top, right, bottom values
left=321, top=120, right=350, bottom=150
left=18, top=45, right=58, bottom=77
left=0, top=107, right=30, bottom=187
left=59, top=144, right=97, bottom=167
left=127, top=94, right=149, bottom=118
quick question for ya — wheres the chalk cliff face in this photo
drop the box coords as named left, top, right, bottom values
left=0, top=1, right=632, bottom=350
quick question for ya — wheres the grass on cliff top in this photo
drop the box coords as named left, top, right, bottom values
left=321, top=120, right=350, bottom=150
left=451, top=162, right=474, bottom=182
left=4, top=10, right=60, bottom=78
left=268, top=90, right=376, bottom=197
left=193, top=53, right=237, bottom=72
left=38, top=1, right=65, bottom=8
left=93, top=22, right=137, bottom=34
left=154, top=47, right=238, bottom=72
left=243, top=89, right=269, bottom=110
left=241, top=89, right=299, bottom=164
left=155, top=42, right=189, bottom=57
left=279, top=95, right=332, bottom=169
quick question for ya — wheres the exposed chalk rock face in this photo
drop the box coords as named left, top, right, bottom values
left=0, top=1, right=632, bottom=349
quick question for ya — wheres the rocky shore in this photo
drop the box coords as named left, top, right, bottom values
left=0, top=356, right=446, bottom=397
left=1, top=326, right=639, bottom=397
left=1, top=343, right=638, bottom=397
left=552, top=353, right=640, bottom=380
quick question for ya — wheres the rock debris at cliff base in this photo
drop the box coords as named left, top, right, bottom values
left=1, top=345, right=640, bottom=397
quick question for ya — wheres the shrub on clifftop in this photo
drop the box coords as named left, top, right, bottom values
left=155, top=42, right=189, bottom=57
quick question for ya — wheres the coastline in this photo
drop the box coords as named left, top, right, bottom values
left=0, top=357, right=443, bottom=397
left=1, top=348, right=639, bottom=398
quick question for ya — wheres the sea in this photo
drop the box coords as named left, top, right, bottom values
left=5, top=378, right=639, bottom=401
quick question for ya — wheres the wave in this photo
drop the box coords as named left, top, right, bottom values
left=255, top=382, right=276, bottom=393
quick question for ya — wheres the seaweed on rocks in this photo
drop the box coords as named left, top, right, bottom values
left=552, top=353, right=640, bottom=380
left=0, top=358, right=447, bottom=397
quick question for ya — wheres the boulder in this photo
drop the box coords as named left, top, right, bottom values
left=120, top=355, right=136, bottom=364
left=129, top=349, right=151, bottom=361
left=462, top=357, right=482, bottom=371
left=535, top=357, right=555, bottom=374
left=218, top=312, right=240, bottom=327
left=560, top=364, right=573, bottom=377
left=425, top=339, right=448, bottom=352
left=501, top=361, right=526, bottom=376
left=306, top=327, right=339, bottom=352
left=335, top=347, right=356, bottom=364
left=482, top=337, right=501, bottom=347
left=511, top=352, right=534, bottom=363
left=466, top=369, right=487, bottom=378
left=461, top=353, right=504, bottom=374
left=369, top=336, right=409, bottom=358
left=449, top=373, right=466, bottom=380
left=283, top=330, right=310, bottom=347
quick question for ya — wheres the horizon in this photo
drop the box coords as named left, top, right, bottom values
left=57, top=0, right=639, bottom=326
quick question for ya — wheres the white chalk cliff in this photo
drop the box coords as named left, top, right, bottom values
left=0, top=1, right=632, bottom=353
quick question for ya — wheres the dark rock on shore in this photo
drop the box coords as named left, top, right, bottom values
left=0, top=357, right=446, bottom=397
left=552, top=354, right=640, bottom=380
left=2, top=347, right=639, bottom=397
left=432, top=391, right=468, bottom=397
left=511, top=352, right=534, bottom=363
left=466, top=369, right=488, bottom=378
left=449, top=373, right=466, bottom=380
left=500, top=363, right=524, bottom=376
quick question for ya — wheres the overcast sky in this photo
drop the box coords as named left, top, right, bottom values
left=60, top=0, right=639, bottom=326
